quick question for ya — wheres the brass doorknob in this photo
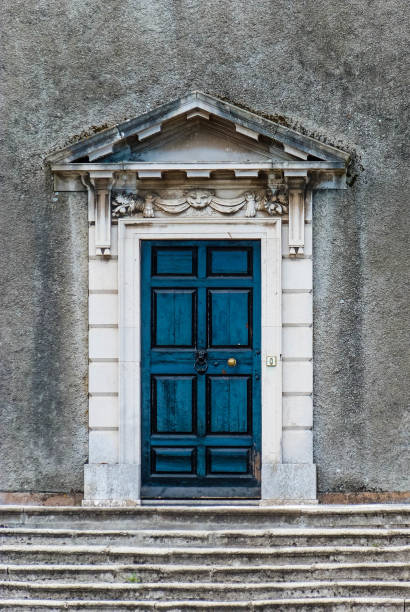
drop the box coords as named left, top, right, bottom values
left=227, top=357, right=237, bottom=367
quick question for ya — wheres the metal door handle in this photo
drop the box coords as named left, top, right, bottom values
left=227, top=357, right=237, bottom=367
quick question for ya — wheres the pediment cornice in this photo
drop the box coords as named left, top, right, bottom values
left=48, top=91, right=349, bottom=165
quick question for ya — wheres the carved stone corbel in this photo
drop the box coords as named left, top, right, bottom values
left=89, top=171, right=115, bottom=256
left=284, top=170, right=307, bottom=256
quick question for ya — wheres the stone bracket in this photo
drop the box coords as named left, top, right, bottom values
left=80, top=174, right=95, bottom=222
left=284, top=170, right=308, bottom=256
left=89, top=171, right=115, bottom=256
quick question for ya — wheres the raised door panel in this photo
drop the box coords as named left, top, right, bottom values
left=152, top=447, right=196, bottom=474
left=208, top=289, right=251, bottom=347
left=152, top=246, right=197, bottom=276
left=207, top=376, right=251, bottom=434
left=153, top=289, right=196, bottom=347
left=207, top=247, right=252, bottom=276
left=207, top=448, right=250, bottom=474
left=152, top=376, right=196, bottom=434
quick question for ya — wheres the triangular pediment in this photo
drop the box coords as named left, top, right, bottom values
left=48, top=91, right=349, bottom=166
left=103, top=116, right=296, bottom=164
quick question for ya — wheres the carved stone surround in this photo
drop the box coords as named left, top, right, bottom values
left=47, top=93, right=349, bottom=505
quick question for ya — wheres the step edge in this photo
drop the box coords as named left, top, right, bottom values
left=0, top=596, right=407, bottom=607
left=2, top=579, right=410, bottom=589
left=1, top=544, right=409, bottom=554
left=2, top=527, right=410, bottom=536
left=2, top=561, right=410, bottom=571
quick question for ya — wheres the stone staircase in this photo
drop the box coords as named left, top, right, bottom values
left=0, top=504, right=408, bottom=610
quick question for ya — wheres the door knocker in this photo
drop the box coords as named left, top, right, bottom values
left=194, top=349, right=208, bottom=374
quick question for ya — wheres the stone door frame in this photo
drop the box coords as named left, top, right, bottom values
left=84, top=216, right=316, bottom=505
left=45, top=92, right=348, bottom=505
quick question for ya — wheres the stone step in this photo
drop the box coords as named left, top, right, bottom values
left=0, top=596, right=406, bottom=610
left=1, top=544, right=408, bottom=565
left=1, top=561, right=409, bottom=583
left=0, top=580, right=409, bottom=602
left=2, top=526, right=409, bottom=548
left=1, top=505, right=408, bottom=609
left=1, top=504, right=408, bottom=531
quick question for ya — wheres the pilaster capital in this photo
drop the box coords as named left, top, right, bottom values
left=284, top=169, right=308, bottom=189
left=89, top=170, right=116, bottom=191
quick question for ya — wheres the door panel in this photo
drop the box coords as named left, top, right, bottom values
left=152, top=447, right=196, bottom=473
left=153, top=246, right=197, bottom=276
left=207, top=448, right=250, bottom=474
left=207, top=246, right=252, bottom=276
left=208, top=289, right=251, bottom=347
left=152, top=289, right=196, bottom=347
left=152, top=376, right=196, bottom=434
left=141, top=239, right=261, bottom=499
left=207, top=376, right=250, bottom=434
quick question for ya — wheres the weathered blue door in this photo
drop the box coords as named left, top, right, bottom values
left=141, top=240, right=261, bottom=498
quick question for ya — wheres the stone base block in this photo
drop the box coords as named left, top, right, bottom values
left=261, top=463, right=317, bottom=504
left=83, top=463, right=140, bottom=504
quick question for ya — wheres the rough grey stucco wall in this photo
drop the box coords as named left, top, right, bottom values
left=1, top=0, right=408, bottom=493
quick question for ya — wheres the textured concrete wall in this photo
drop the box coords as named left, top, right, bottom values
left=1, top=0, right=408, bottom=493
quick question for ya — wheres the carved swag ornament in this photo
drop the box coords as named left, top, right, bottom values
left=112, top=187, right=288, bottom=219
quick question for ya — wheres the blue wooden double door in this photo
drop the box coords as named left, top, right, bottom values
left=141, top=239, right=261, bottom=499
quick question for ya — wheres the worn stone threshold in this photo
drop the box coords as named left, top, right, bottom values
left=141, top=499, right=261, bottom=506
left=0, top=503, right=409, bottom=514
left=0, top=596, right=407, bottom=608
left=1, top=491, right=408, bottom=507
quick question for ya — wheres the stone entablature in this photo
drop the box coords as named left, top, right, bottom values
left=65, top=171, right=310, bottom=257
